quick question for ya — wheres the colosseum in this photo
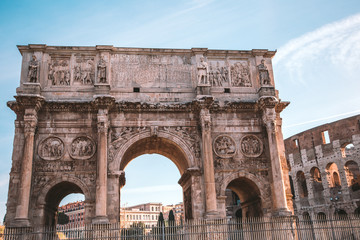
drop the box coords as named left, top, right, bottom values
left=285, top=114, right=360, bottom=219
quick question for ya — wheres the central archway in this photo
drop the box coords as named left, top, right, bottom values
left=115, top=134, right=197, bottom=220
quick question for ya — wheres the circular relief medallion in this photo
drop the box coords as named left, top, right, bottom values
left=38, top=136, right=65, bottom=160
left=69, top=136, right=96, bottom=160
left=240, top=134, right=263, bottom=157
left=213, top=135, right=236, bottom=158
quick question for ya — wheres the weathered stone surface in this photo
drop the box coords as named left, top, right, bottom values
left=285, top=114, right=360, bottom=217
left=5, top=45, right=290, bottom=227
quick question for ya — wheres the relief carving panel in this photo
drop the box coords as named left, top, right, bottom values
left=48, top=58, right=71, bottom=86
left=240, top=134, right=263, bottom=157
left=74, top=55, right=95, bottom=85
left=70, top=136, right=96, bottom=160
left=213, top=135, right=236, bottom=158
left=230, top=62, right=251, bottom=87
left=38, top=136, right=65, bottom=160
left=209, top=62, right=229, bottom=87
left=27, top=55, right=39, bottom=83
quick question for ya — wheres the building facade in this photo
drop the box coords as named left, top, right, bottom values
left=58, top=201, right=85, bottom=227
left=5, top=44, right=292, bottom=227
left=285, top=114, right=360, bottom=218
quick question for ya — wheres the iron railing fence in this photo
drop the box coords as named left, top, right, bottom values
left=2, top=215, right=360, bottom=240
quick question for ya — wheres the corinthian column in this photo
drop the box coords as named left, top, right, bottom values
left=200, top=108, right=218, bottom=218
left=93, top=108, right=110, bottom=224
left=14, top=110, right=37, bottom=226
left=261, top=100, right=291, bottom=216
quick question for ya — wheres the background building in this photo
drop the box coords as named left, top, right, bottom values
left=120, top=202, right=184, bottom=229
left=58, top=201, right=85, bottom=227
left=285, top=114, right=360, bottom=218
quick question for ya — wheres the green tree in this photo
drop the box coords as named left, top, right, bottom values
left=57, top=212, right=69, bottom=225
left=168, top=210, right=175, bottom=225
left=157, top=212, right=164, bottom=226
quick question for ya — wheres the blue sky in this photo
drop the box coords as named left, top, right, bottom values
left=1, top=0, right=360, bottom=223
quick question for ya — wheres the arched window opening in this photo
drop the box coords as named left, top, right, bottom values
left=289, top=176, right=295, bottom=199
left=310, top=167, right=324, bottom=203
left=296, top=171, right=308, bottom=198
left=317, top=212, right=326, bottom=220
left=326, top=163, right=341, bottom=188
left=57, top=194, right=85, bottom=227
left=345, top=161, right=360, bottom=191
left=341, top=143, right=355, bottom=158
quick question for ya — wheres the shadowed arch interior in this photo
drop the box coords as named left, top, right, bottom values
left=44, top=181, right=84, bottom=227
left=226, top=177, right=262, bottom=217
left=120, top=137, right=190, bottom=174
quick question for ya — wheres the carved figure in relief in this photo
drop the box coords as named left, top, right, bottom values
left=213, top=135, right=236, bottom=158
left=38, top=137, right=65, bottom=160
left=197, top=57, right=208, bottom=85
left=70, top=137, right=95, bottom=159
left=209, top=62, right=229, bottom=86
left=49, top=60, right=70, bottom=86
left=97, top=57, right=107, bottom=83
left=240, top=135, right=263, bottom=157
left=231, top=62, right=251, bottom=87
left=27, top=55, right=39, bottom=83
left=74, top=66, right=81, bottom=82
left=74, top=59, right=94, bottom=85
left=257, top=59, right=270, bottom=85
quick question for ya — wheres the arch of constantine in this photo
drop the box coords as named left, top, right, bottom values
left=5, top=44, right=292, bottom=227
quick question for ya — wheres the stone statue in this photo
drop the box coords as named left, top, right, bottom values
left=257, top=59, right=270, bottom=85
left=97, top=57, right=107, bottom=83
left=28, top=55, right=39, bottom=83
left=197, top=57, right=208, bottom=85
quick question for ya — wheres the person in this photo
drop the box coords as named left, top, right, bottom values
left=28, top=54, right=39, bottom=82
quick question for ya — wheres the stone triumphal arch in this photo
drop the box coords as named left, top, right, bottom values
left=5, top=45, right=292, bottom=227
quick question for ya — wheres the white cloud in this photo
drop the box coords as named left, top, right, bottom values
left=122, top=185, right=181, bottom=194
left=273, top=13, right=360, bottom=84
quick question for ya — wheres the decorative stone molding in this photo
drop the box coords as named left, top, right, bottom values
left=38, top=136, right=65, bottom=161
left=240, top=134, right=263, bottom=158
left=69, top=136, right=96, bottom=160
left=213, top=135, right=236, bottom=158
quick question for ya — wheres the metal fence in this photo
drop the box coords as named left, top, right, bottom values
left=2, top=215, right=360, bottom=240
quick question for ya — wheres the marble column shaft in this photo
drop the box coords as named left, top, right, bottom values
left=200, top=109, right=217, bottom=215
left=263, top=108, right=289, bottom=213
left=15, top=111, right=37, bottom=222
left=95, top=109, right=109, bottom=219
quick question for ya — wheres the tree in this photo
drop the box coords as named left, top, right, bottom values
left=157, top=212, right=164, bottom=226
left=57, top=212, right=69, bottom=225
left=168, top=210, right=175, bottom=225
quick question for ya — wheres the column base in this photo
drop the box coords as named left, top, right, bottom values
left=92, top=216, right=110, bottom=224
left=12, top=218, right=31, bottom=227
left=204, top=211, right=220, bottom=219
left=272, top=208, right=292, bottom=217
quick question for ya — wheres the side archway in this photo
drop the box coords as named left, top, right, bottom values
left=36, top=176, right=93, bottom=227
left=220, top=171, right=269, bottom=217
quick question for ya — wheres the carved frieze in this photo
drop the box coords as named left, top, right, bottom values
left=213, top=135, right=236, bottom=158
left=27, top=55, right=39, bottom=83
left=108, top=127, right=149, bottom=162
left=230, top=62, right=251, bottom=87
left=34, top=161, right=74, bottom=172
left=38, top=136, right=65, bottom=160
left=69, top=136, right=96, bottom=160
left=209, top=62, right=229, bottom=87
left=240, top=134, right=263, bottom=157
left=48, top=59, right=70, bottom=86
left=74, top=55, right=95, bottom=85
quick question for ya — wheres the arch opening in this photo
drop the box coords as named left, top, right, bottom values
left=225, top=177, right=263, bottom=218
left=43, top=181, right=86, bottom=227
left=326, top=163, right=341, bottom=188
left=341, top=143, right=355, bottom=158
left=310, top=167, right=324, bottom=204
left=296, top=171, right=308, bottom=198
left=120, top=137, right=190, bottom=174
left=119, top=136, right=193, bottom=224
left=345, top=161, right=360, bottom=191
